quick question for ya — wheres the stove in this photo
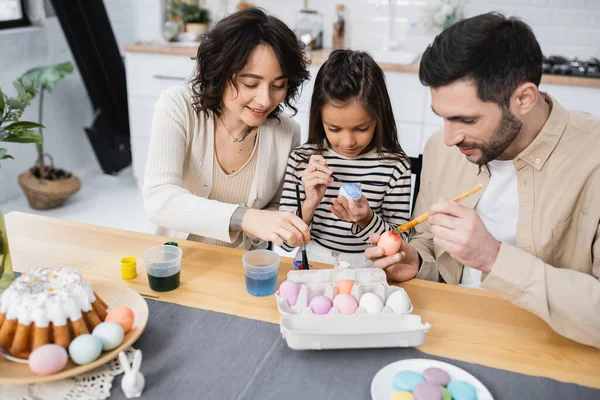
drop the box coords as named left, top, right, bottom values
left=543, top=56, right=600, bottom=78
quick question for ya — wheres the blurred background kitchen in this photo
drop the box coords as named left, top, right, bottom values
left=0, top=0, right=598, bottom=237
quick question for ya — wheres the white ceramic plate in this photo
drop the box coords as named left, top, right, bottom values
left=371, top=358, right=494, bottom=400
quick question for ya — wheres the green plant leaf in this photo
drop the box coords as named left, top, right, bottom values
left=2, top=129, right=43, bottom=143
left=5, top=98, right=25, bottom=110
left=13, top=80, right=25, bottom=97
left=2, top=121, right=44, bottom=130
left=23, top=61, right=74, bottom=93
left=0, top=148, right=13, bottom=160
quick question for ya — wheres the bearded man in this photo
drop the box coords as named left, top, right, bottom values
left=365, top=12, right=600, bottom=349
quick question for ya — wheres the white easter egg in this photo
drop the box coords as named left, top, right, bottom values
left=386, top=290, right=411, bottom=313
left=92, top=322, right=125, bottom=351
left=359, top=292, right=384, bottom=314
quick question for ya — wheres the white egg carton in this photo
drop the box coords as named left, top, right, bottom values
left=276, top=268, right=431, bottom=350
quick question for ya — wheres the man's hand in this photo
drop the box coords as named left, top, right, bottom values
left=429, top=198, right=500, bottom=272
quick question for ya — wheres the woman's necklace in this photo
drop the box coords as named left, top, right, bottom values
left=220, top=118, right=254, bottom=143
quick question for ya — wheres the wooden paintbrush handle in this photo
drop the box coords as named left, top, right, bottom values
left=395, top=184, right=484, bottom=234
left=397, top=212, right=429, bottom=233
left=451, top=184, right=484, bottom=203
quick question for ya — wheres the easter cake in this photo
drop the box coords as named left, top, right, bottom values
left=0, top=267, right=108, bottom=359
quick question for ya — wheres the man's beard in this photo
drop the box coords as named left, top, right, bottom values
left=458, top=108, right=523, bottom=166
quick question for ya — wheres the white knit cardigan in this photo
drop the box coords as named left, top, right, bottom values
left=143, top=86, right=300, bottom=249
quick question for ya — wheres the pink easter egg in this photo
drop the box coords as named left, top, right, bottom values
left=309, top=295, right=332, bottom=315
left=333, top=294, right=358, bottom=315
left=106, top=306, right=135, bottom=334
left=29, top=344, right=69, bottom=376
left=279, top=280, right=301, bottom=306
left=377, top=230, right=402, bottom=256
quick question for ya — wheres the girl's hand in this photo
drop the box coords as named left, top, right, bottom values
left=330, top=194, right=373, bottom=228
left=241, top=209, right=310, bottom=247
left=301, top=154, right=333, bottom=208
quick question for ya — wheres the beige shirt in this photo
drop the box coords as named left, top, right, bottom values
left=411, top=95, right=600, bottom=348
left=143, top=86, right=300, bottom=249
left=189, top=134, right=259, bottom=247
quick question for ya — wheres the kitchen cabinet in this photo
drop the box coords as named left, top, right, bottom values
left=125, top=52, right=196, bottom=188
left=124, top=48, right=600, bottom=192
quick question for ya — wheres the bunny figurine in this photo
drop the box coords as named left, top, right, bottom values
left=119, top=350, right=145, bottom=398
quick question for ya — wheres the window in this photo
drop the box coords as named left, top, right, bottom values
left=0, top=0, right=30, bottom=29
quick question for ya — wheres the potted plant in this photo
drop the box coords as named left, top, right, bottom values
left=170, top=1, right=211, bottom=37
left=17, top=61, right=82, bottom=210
left=0, top=75, right=43, bottom=291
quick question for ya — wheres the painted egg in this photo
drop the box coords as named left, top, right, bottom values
left=339, top=183, right=362, bottom=200
left=308, top=295, right=332, bottom=315
left=359, top=292, right=384, bottom=314
left=335, top=279, right=353, bottom=295
left=386, top=290, right=412, bottom=314
left=377, top=230, right=402, bottom=256
left=28, top=344, right=68, bottom=376
left=105, top=306, right=135, bottom=334
left=279, top=280, right=301, bottom=306
left=68, top=334, right=103, bottom=365
left=92, top=322, right=125, bottom=351
left=333, top=294, right=358, bottom=315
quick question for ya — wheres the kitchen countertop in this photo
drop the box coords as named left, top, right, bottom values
left=123, top=43, right=600, bottom=89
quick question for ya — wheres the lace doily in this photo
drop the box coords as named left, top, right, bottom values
left=0, top=347, right=137, bottom=400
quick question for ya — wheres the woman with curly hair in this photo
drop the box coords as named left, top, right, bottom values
left=144, top=8, right=311, bottom=250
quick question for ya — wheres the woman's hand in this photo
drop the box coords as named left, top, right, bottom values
left=301, top=155, right=333, bottom=209
left=330, top=194, right=373, bottom=228
left=241, top=209, right=310, bottom=247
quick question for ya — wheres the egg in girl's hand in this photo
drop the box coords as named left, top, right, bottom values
left=105, top=306, right=135, bottom=334
left=339, top=183, right=362, bottom=201
left=333, top=294, right=358, bottom=315
left=29, top=344, right=68, bottom=376
left=92, top=322, right=125, bottom=351
left=335, top=279, right=353, bottom=295
left=279, top=280, right=301, bottom=306
left=68, top=334, right=103, bottom=365
left=386, top=290, right=411, bottom=313
left=377, top=230, right=402, bottom=256
left=309, top=295, right=332, bottom=315
left=359, top=292, right=384, bottom=314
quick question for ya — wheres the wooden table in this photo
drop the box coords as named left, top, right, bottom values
left=5, top=212, right=600, bottom=389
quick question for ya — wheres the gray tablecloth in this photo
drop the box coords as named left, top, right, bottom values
left=109, top=299, right=599, bottom=400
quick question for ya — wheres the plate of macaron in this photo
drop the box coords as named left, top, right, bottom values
left=371, top=358, right=493, bottom=400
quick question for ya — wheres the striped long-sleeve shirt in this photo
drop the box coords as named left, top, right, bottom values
left=280, top=144, right=412, bottom=253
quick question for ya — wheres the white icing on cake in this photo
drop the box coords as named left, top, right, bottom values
left=0, top=267, right=96, bottom=328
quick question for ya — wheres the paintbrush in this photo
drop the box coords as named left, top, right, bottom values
left=295, top=183, right=310, bottom=270
left=394, top=184, right=484, bottom=234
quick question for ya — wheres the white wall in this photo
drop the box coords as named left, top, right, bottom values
left=211, top=0, right=600, bottom=60
left=0, top=18, right=97, bottom=203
